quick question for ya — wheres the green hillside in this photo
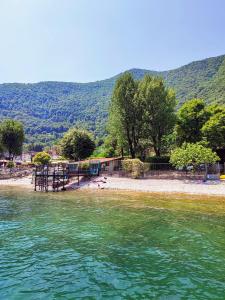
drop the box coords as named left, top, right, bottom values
left=0, top=54, right=224, bottom=144
left=164, top=55, right=225, bottom=104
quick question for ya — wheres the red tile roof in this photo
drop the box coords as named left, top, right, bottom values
left=71, top=157, right=122, bottom=164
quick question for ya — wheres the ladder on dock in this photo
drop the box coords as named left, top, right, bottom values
left=34, top=164, right=68, bottom=192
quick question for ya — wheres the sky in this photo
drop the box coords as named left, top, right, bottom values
left=0, top=0, right=225, bottom=83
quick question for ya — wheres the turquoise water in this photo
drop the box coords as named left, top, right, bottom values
left=0, top=188, right=225, bottom=299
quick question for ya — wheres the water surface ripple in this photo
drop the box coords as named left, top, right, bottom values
left=0, top=188, right=225, bottom=299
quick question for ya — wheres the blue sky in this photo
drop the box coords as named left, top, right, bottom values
left=0, top=0, right=224, bottom=83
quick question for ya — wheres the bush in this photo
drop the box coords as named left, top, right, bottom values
left=122, top=159, right=144, bottom=179
left=170, top=143, right=219, bottom=170
left=6, top=161, right=15, bottom=168
left=33, top=152, right=51, bottom=165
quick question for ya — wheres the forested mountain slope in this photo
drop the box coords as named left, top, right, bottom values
left=0, top=54, right=224, bottom=144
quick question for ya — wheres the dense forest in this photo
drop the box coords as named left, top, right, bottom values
left=0, top=54, right=224, bottom=145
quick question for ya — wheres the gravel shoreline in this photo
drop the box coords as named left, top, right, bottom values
left=1, top=176, right=225, bottom=196
left=75, top=176, right=225, bottom=196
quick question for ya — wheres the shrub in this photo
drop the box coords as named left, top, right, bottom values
left=143, top=162, right=150, bottom=172
left=33, top=151, right=51, bottom=165
left=6, top=161, right=15, bottom=168
left=170, top=143, right=219, bottom=170
left=122, top=159, right=144, bottom=179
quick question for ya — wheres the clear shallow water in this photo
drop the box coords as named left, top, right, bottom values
left=0, top=188, right=225, bottom=299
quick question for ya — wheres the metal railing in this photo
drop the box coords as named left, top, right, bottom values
left=101, top=162, right=222, bottom=180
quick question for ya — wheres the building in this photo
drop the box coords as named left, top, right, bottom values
left=68, top=157, right=122, bottom=175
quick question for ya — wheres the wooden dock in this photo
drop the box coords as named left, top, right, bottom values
left=33, top=161, right=101, bottom=192
left=34, top=165, right=68, bottom=192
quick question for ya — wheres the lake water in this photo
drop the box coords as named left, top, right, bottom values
left=0, top=187, right=225, bottom=299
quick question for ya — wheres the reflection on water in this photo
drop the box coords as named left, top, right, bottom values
left=0, top=187, right=225, bottom=299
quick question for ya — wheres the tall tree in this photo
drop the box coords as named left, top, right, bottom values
left=201, top=111, right=225, bottom=149
left=60, top=128, right=95, bottom=160
left=175, top=98, right=209, bottom=145
left=137, top=75, right=176, bottom=156
left=109, top=72, right=142, bottom=158
left=0, top=119, right=25, bottom=159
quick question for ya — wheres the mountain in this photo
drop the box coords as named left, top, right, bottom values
left=0, top=54, right=224, bottom=145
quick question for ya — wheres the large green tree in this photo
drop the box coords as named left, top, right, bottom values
left=60, top=128, right=95, bottom=160
left=0, top=119, right=25, bottom=159
left=175, top=98, right=209, bottom=145
left=137, top=75, right=176, bottom=156
left=201, top=111, right=225, bottom=149
left=109, top=72, right=141, bottom=158
left=170, top=143, right=219, bottom=170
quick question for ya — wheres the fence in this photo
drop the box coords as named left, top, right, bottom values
left=101, top=162, right=222, bottom=180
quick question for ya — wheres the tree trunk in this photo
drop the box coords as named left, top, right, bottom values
left=129, top=144, right=135, bottom=158
left=121, top=147, right=124, bottom=158
left=9, top=151, right=13, bottom=161
left=126, top=128, right=135, bottom=158
left=154, top=146, right=161, bottom=157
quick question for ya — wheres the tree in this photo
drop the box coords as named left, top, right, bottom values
left=206, top=103, right=225, bottom=115
left=101, top=135, right=119, bottom=158
left=0, top=119, right=25, bottom=159
left=170, top=143, right=219, bottom=170
left=33, top=151, right=51, bottom=165
left=60, top=128, right=95, bottom=160
left=0, top=140, right=4, bottom=157
left=27, top=143, right=44, bottom=152
left=108, top=72, right=141, bottom=158
left=201, top=112, right=225, bottom=149
left=137, top=75, right=176, bottom=156
left=175, top=99, right=209, bottom=145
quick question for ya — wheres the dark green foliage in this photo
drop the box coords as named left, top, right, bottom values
left=91, top=135, right=119, bottom=158
left=6, top=161, right=15, bottom=168
left=202, top=111, right=225, bottom=149
left=60, top=128, right=95, bottom=160
left=27, top=143, right=44, bottom=152
left=0, top=55, right=224, bottom=145
left=0, top=119, right=25, bottom=159
left=164, top=55, right=225, bottom=105
left=138, top=75, right=176, bottom=156
left=176, top=100, right=225, bottom=151
left=145, top=156, right=170, bottom=164
left=0, top=140, right=3, bottom=156
left=109, top=72, right=140, bottom=158
left=175, top=99, right=209, bottom=144
left=109, top=73, right=176, bottom=158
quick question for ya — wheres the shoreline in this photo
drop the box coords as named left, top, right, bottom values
left=0, top=176, right=33, bottom=189
left=78, top=176, right=225, bottom=197
left=1, top=175, right=225, bottom=197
